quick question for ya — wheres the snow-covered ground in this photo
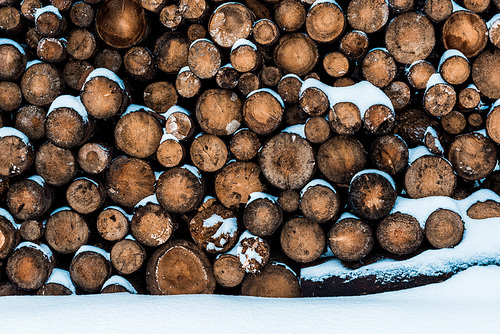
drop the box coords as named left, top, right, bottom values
left=1, top=265, right=499, bottom=334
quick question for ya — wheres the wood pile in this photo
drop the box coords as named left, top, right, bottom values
left=0, top=0, right=499, bottom=298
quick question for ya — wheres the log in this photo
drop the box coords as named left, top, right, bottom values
left=362, top=48, right=396, bottom=88
left=467, top=200, right=500, bottom=219
left=328, top=215, right=374, bottom=262
left=179, top=0, right=208, bottom=22
left=243, top=89, right=284, bottom=134
left=230, top=39, right=261, bottom=73
left=439, top=50, right=470, bottom=86
left=274, top=33, right=318, bottom=76
left=339, top=30, right=369, bottom=60
left=347, top=0, right=389, bottom=34
left=329, top=102, right=361, bottom=135
left=131, top=202, right=176, bottom=247
left=442, top=11, right=487, bottom=58
left=189, top=199, right=239, bottom=253
left=77, top=142, right=113, bottom=174
left=123, top=46, right=155, bottom=81
left=236, top=231, right=270, bottom=273
left=156, top=165, right=205, bottom=213
left=383, top=81, right=411, bottom=111
left=15, top=105, right=46, bottom=141
left=69, top=246, right=111, bottom=293
left=0, top=81, right=22, bottom=112
left=304, top=116, right=330, bottom=144
left=50, top=0, right=72, bottom=12
left=425, top=208, right=464, bottom=249
left=317, top=135, right=367, bottom=185
left=45, top=208, right=89, bottom=254
left=241, top=262, right=301, bottom=298
left=97, top=206, right=130, bottom=242
left=0, top=127, right=34, bottom=177
left=280, top=217, right=325, bottom=263
left=300, top=179, right=340, bottom=224
left=66, top=29, right=97, bottom=60
left=259, top=131, right=315, bottom=190
left=274, top=0, right=305, bottom=32
left=188, top=39, right=221, bottom=80
left=94, top=48, right=122, bottom=73
left=229, top=128, right=260, bottom=161
left=424, top=0, right=452, bottom=23
left=216, top=65, right=239, bottom=90
left=208, top=2, right=254, bottom=48
left=6, top=242, right=54, bottom=290
left=105, top=156, right=155, bottom=208
left=153, top=32, right=190, bottom=74
left=176, top=68, right=202, bottom=98
left=35, top=5, right=66, bottom=37
left=472, top=49, right=500, bottom=100
left=190, top=133, right=228, bottom=172
left=376, top=212, right=423, bottom=255
left=278, top=74, right=302, bottom=104
left=369, top=134, right=409, bottom=175
left=213, top=254, right=245, bottom=288
left=458, top=85, right=481, bottom=110
left=110, top=237, right=146, bottom=275
left=62, top=59, right=93, bottom=90
left=278, top=190, right=299, bottom=213
left=146, top=239, right=216, bottom=295
left=37, top=269, right=75, bottom=295
left=395, top=108, right=436, bottom=145
left=70, top=1, right=94, bottom=28
left=35, top=141, right=76, bottom=186
left=187, top=23, right=206, bottom=41
left=20, top=0, right=42, bottom=22
left=195, top=89, right=242, bottom=136
left=260, top=66, right=281, bottom=87
left=442, top=110, right=466, bottom=135
left=0, top=39, right=26, bottom=80
left=405, top=153, right=456, bottom=198
left=243, top=193, right=282, bottom=236
left=323, top=52, right=349, bottom=78
left=36, top=37, right=66, bottom=63
left=25, top=28, right=43, bottom=49
left=348, top=170, right=397, bottom=221
left=20, top=219, right=45, bottom=242
left=252, top=19, right=279, bottom=46
left=406, top=60, right=435, bottom=90
left=156, top=133, right=185, bottom=168
left=305, top=0, right=345, bottom=43
left=21, top=62, right=64, bottom=106
left=7, top=176, right=53, bottom=220
left=238, top=72, right=261, bottom=96
left=299, top=86, right=329, bottom=117
left=423, top=74, right=456, bottom=117
left=101, top=276, right=137, bottom=294
left=489, top=14, right=500, bottom=49
left=0, top=209, right=19, bottom=260
left=66, top=177, right=106, bottom=215
left=163, top=106, right=196, bottom=140
left=159, top=5, right=182, bottom=30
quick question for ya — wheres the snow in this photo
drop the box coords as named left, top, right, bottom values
left=231, top=38, right=257, bottom=52
left=487, top=13, right=500, bottom=29
left=310, top=0, right=341, bottom=10
left=424, top=126, right=444, bottom=154
left=282, top=124, right=306, bottom=139
left=247, top=88, right=285, bottom=108
left=134, top=194, right=159, bottom=209
left=103, top=206, right=132, bottom=219
left=425, top=73, right=447, bottom=93
left=300, top=179, right=336, bottom=197
left=350, top=169, right=396, bottom=191
left=125, top=234, right=136, bottom=241
left=50, top=206, right=72, bottom=215
left=178, top=66, right=190, bottom=74
left=0, top=38, right=25, bottom=54
left=302, top=190, right=500, bottom=285
left=246, top=192, right=278, bottom=206
left=300, top=79, right=394, bottom=118
left=121, top=104, right=154, bottom=118
left=236, top=231, right=265, bottom=273
left=200, top=214, right=238, bottom=250
left=45, top=269, right=76, bottom=294
left=189, top=38, right=214, bottom=50
left=408, top=146, right=432, bottom=165
left=28, top=175, right=45, bottom=187
left=280, top=73, right=301, bottom=82
left=102, top=276, right=137, bottom=294
left=84, top=68, right=125, bottom=90
left=15, top=242, right=53, bottom=261
left=0, top=207, right=19, bottom=229
left=160, top=130, right=179, bottom=144
left=34, top=5, right=61, bottom=21
left=47, top=95, right=89, bottom=123
left=451, top=0, right=470, bottom=13
left=1, top=266, right=500, bottom=333
left=0, top=127, right=31, bottom=147
left=74, top=245, right=110, bottom=262
left=438, top=49, right=468, bottom=71
left=221, top=63, right=234, bottom=69
left=26, top=59, right=42, bottom=69
left=161, top=105, right=191, bottom=119
left=74, top=176, right=99, bottom=188
left=181, top=164, right=202, bottom=182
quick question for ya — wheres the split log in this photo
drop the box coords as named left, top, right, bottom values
left=7, top=176, right=53, bottom=220
left=243, top=89, right=284, bottom=134
left=300, top=180, right=340, bottom=224
left=6, top=242, right=54, bottom=290
left=467, top=200, right=500, bottom=219
left=280, top=217, right=325, bottom=263
left=35, top=141, right=76, bottom=186
left=110, top=237, right=146, bottom=275
left=146, top=239, right=216, bottom=295
left=0, top=127, right=34, bottom=177
left=77, top=142, right=113, bottom=174
left=369, top=134, right=409, bottom=175
left=442, top=11, right=487, bottom=58
left=188, top=39, right=221, bottom=79
left=213, top=254, right=245, bottom=288
left=156, top=165, right=205, bottom=213
left=328, top=215, right=374, bottom=262
left=70, top=246, right=111, bottom=293
left=229, top=128, right=260, bottom=161
left=131, top=202, right=176, bottom=247
left=405, top=153, right=456, bottom=198
left=425, top=208, right=464, bottom=249
left=274, top=33, right=318, bottom=76
left=66, top=177, right=106, bottom=215
left=45, top=208, right=89, bottom=254
left=176, top=68, right=202, bottom=98
left=97, top=206, right=130, bottom=242
left=20, top=219, right=45, bottom=242
left=21, top=62, right=64, bottom=106
left=347, top=0, right=389, bottom=34
left=153, top=32, right=190, bottom=74
left=195, top=89, right=242, bottom=136
left=208, top=2, right=254, bottom=48
left=190, top=133, right=228, bottom=172
left=243, top=193, right=282, bottom=236
left=274, top=0, right=305, bottom=32
left=241, top=262, right=301, bottom=298
left=259, top=131, right=315, bottom=190
left=376, top=212, right=423, bottom=255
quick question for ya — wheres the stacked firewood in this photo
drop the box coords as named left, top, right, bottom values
left=0, top=0, right=499, bottom=298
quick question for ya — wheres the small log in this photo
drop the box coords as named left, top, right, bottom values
left=425, top=208, right=464, bottom=249
left=259, top=131, right=315, bottom=190
left=35, top=142, right=76, bottom=186
left=439, top=50, right=470, bottom=85
left=317, top=135, right=367, bottom=185
left=405, top=154, right=456, bottom=198
left=20, top=219, right=45, bottom=242
left=299, top=86, right=329, bottom=116
left=189, top=200, right=238, bottom=253
left=131, top=202, right=176, bottom=247
left=260, top=66, right=282, bottom=87
left=156, top=165, right=205, bottom=213
left=369, top=134, right=409, bottom=175
left=195, top=89, right=242, bottom=136
left=45, top=208, right=89, bottom=254
left=35, top=5, right=66, bottom=37
left=442, top=110, right=466, bottom=135
left=97, top=206, right=130, bottom=242
left=20, top=0, right=42, bottom=21
left=396, top=108, right=435, bottom=145
left=458, top=85, right=481, bottom=110
left=21, top=62, right=64, bottom=106
left=385, top=12, right=435, bottom=64
left=141, top=0, right=167, bottom=13
left=208, top=2, right=254, bottom=48
left=241, top=262, right=301, bottom=298
left=62, top=59, right=93, bottom=90
left=362, top=48, right=396, bottom=88
left=376, top=212, right=423, bottom=255
left=190, top=133, right=228, bottom=172
left=153, top=32, right=190, bottom=74
left=146, top=239, right=216, bottom=295
left=45, top=95, right=94, bottom=149
left=213, top=254, right=245, bottom=288
left=50, top=0, right=72, bottom=11
left=66, top=29, right=97, bottom=60
left=15, top=105, right=46, bottom=141
left=274, top=33, right=318, bottom=76
left=243, top=89, right=284, bottom=134
left=489, top=15, right=500, bottom=49
left=280, top=217, right=325, bottom=263
left=114, top=106, right=162, bottom=158
left=188, top=39, right=221, bottom=80
left=323, top=52, right=349, bottom=78
left=274, top=0, right=305, bottom=32
left=305, top=0, right=345, bottom=43
left=300, top=179, right=340, bottom=224
left=238, top=72, right=261, bottom=96
left=105, top=156, right=155, bottom=208
left=467, top=200, right=500, bottom=219
left=278, top=190, right=299, bottom=213
left=339, top=30, right=369, bottom=60
left=159, top=5, right=182, bottom=29
left=243, top=193, right=282, bottom=236
left=70, top=1, right=94, bottom=28
left=94, top=48, right=122, bottom=73
left=388, top=0, right=414, bottom=12
left=37, top=37, right=66, bottom=63
left=448, top=133, right=497, bottom=181
left=110, top=237, right=146, bottom=275
left=156, top=133, right=185, bottom=168
left=216, top=65, right=239, bottom=90
left=25, top=28, right=43, bottom=49
left=252, top=19, right=279, bottom=46
left=442, top=11, right=487, bottom=58
left=348, top=170, right=397, bottom=221
left=0, top=81, right=22, bottom=112
left=230, top=39, right=261, bottom=73
left=96, top=0, right=146, bottom=49
left=278, top=74, right=302, bottom=104
left=304, top=116, right=330, bottom=144
left=285, top=104, right=309, bottom=126
left=215, top=161, right=264, bottom=209
left=236, top=231, right=270, bottom=273
left=347, top=0, right=389, bottom=34
left=163, top=106, right=196, bottom=141
left=406, top=60, right=435, bottom=90
left=329, top=102, right=361, bottom=135
left=328, top=215, right=374, bottom=262
left=66, top=177, right=106, bottom=215
left=0, top=210, right=19, bottom=259
left=70, top=246, right=111, bottom=293
left=0, top=127, right=34, bottom=177
left=77, top=142, right=113, bottom=174
left=424, top=0, right=452, bottom=23
left=383, top=81, right=411, bottom=111
left=179, top=0, right=208, bottom=22
left=7, top=242, right=54, bottom=290
left=0, top=40, right=26, bottom=80
left=7, top=176, right=53, bottom=220
left=472, top=49, right=500, bottom=100
left=176, top=68, right=202, bottom=98
left=229, top=128, right=260, bottom=161
left=423, top=74, right=456, bottom=117
left=187, top=23, right=206, bottom=41
left=123, top=46, right=155, bottom=81
left=80, top=68, right=128, bottom=119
